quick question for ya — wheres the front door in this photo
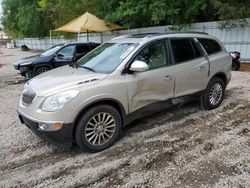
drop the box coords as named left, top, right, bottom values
left=126, top=40, right=175, bottom=113
left=54, top=45, right=76, bottom=67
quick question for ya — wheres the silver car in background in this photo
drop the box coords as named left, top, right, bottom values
left=17, top=32, right=231, bottom=152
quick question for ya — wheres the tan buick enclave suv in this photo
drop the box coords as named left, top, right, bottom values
left=17, top=32, right=231, bottom=152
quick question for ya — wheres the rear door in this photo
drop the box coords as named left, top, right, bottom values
left=126, top=40, right=175, bottom=112
left=75, top=44, right=91, bottom=61
left=54, top=45, right=76, bottom=67
left=197, top=38, right=231, bottom=79
left=169, top=38, right=209, bottom=97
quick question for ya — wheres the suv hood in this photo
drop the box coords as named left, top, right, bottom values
left=29, top=66, right=107, bottom=96
left=13, top=54, right=48, bottom=66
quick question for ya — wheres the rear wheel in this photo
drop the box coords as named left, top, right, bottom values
left=201, top=77, right=225, bottom=110
left=74, top=105, right=122, bottom=152
left=34, top=66, right=50, bottom=77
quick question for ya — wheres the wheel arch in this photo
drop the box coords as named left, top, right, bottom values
left=209, top=72, right=227, bottom=86
left=72, top=99, right=126, bottom=140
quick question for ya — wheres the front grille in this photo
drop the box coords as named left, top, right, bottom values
left=22, top=86, right=36, bottom=105
left=20, top=66, right=28, bottom=72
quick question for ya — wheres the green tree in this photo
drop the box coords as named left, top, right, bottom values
left=103, top=0, right=153, bottom=28
left=2, top=0, right=250, bottom=37
left=2, top=0, right=52, bottom=37
left=212, top=0, right=250, bottom=27
left=2, top=0, right=20, bottom=37
left=38, top=0, right=97, bottom=28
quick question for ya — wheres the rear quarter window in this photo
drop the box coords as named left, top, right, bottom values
left=198, top=38, right=222, bottom=55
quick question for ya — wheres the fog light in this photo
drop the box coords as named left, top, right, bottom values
left=38, top=122, right=63, bottom=131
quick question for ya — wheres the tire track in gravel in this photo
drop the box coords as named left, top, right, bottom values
left=0, top=149, right=79, bottom=175
left=1, top=100, right=249, bottom=187
left=0, top=101, right=199, bottom=174
left=38, top=100, right=250, bottom=187
left=95, top=100, right=250, bottom=188
left=0, top=101, right=201, bottom=187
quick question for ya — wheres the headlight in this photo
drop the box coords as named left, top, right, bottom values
left=41, top=90, right=79, bottom=112
left=20, top=61, right=32, bottom=66
left=23, top=83, right=28, bottom=90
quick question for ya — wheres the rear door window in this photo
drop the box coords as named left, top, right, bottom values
left=170, top=38, right=200, bottom=64
left=76, top=45, right=90, bottom=54
left=90, top=44, right=100, bottom=50
left=198, top=38, right=222, bottom=55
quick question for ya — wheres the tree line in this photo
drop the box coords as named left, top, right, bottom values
left=1, top=0, right=250, bottom=38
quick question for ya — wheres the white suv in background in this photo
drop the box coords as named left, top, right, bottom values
left=17, top=32, right=231, bottom=152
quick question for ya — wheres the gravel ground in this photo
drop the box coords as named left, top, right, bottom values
left=0, top=47, right=249, bottom=188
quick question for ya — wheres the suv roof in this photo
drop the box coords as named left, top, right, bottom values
left=111, top=32, right=211, bottom=44
left=64, top=42, right=100, bottom=45
left=50, top=42, right=100, bottom=49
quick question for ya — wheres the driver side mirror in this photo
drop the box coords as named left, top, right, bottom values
left=72, top=56, right=77, bottom=62
left=130, top=60, right=149, bottom=72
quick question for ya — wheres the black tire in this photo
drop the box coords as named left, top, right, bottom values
left=201, top=77, right=225, bottom=110
left=234, top=62, right=240, bottom=71
left=232, top=61, right=240, bottom=71
left=74, top=105, right=122, bottom=152
left=34, top=66, right=50, bottom=77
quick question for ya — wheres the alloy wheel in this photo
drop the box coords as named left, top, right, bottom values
left=84, top=112, right=116, bottom=146
left=209, top=82, right=223, bottom=106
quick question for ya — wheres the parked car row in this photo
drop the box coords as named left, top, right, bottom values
left=13, top=42, right=100, bottom=79
left=15, top=32, right=232, bottom=152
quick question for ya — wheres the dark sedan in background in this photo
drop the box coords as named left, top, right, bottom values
left=13, top=42, right=100, bottom=79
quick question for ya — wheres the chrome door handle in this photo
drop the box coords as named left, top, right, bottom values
left=164, top=75, right=173, bottom=80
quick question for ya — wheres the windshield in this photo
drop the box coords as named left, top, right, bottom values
left=41, top=45, right=63, bottom=56
left=77, top=43, right=137, bottom=73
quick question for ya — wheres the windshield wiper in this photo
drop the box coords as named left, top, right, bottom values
left=80, top=66, right=96, bottom=72
left=69, top=62, right=79, bottom=68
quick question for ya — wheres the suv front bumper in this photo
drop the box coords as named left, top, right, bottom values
left=19, top=66, right=32, bottom=78
left=18, top=110, right=74, bottom=149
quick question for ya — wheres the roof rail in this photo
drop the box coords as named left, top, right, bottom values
left=112, top=32, right=162, bottom=40
left=131, top=33, right=162, bottom=40
left=165, top=31, right=209, bottom=35
left=130, top=32, right=161, bottom=36
left=111, top=31, right=208, bottom=41
left=111, top=35, right=130, bottom=40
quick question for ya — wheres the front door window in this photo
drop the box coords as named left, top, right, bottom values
left=57, top=45, right=75, bottom=59
left=135, top=40, right=168, bottom=69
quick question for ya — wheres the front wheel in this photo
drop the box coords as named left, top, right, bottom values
left=201, top=77, right=225, bottom=110
left=34, top=66, right=50, bottom=77
left=74, top=105, right=122, bottom=152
